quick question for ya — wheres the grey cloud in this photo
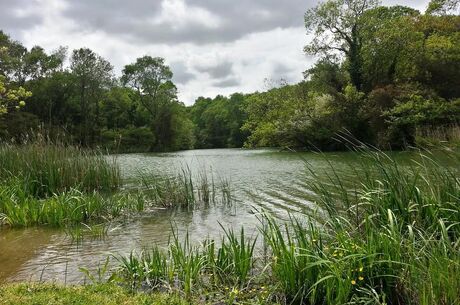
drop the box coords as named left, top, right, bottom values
left=0, top=0, right=43, bottom=37
left=58, top=0, right=429, bottom=45
left=213, top=77, right=240, bottom=88
left=170, top=61, right=196, bottom=84
left=195, top=61, right=233, bottom=79
left=59, top=0, right=310, bottom=44
left=273, top=63, right=294, bottom=76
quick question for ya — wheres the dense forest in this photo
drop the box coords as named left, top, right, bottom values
left=1, top=0, right=459, bottom=151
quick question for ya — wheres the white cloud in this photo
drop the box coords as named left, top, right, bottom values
left=154, top=0, right=222, bottom=29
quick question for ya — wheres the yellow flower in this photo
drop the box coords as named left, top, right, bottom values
left=359, top=276, right=364, bottom=281
left=359, top=267, right=363, bottom=272
left=351, top=280, right=356, bottom=285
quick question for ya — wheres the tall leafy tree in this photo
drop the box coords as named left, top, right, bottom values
left=304, top=0, right=379, bottom=89
left=122, top=56, right=190, bottom=151
left=70, top=48, right=113, bottom=145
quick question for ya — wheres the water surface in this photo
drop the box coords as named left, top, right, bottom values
left=0, top=148, right=422, bottom=283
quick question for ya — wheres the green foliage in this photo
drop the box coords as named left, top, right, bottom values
left=0, top=75, right=31, bottom=115
left=189, top=93, right=248, bottom=148
left=426, top=0, right=460, bottom=15
left=242, top=83, right=369, bottom=150
left=1, top=0, right=459, bottom=152
left=100, top=127, right=154, bottom=152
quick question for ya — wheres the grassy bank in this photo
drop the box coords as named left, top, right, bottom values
left=0, top=283, right=187, bottom=305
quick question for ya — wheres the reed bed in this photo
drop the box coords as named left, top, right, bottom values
left=115, top=227, right=258, bottom=301
left=0, top=143, right=120, bottom=198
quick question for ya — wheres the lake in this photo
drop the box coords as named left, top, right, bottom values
left=0, top=148, right=416, bottom=283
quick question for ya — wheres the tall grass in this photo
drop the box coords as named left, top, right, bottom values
left=416, top=124, right=460, bottom=148
left=0, top=143, right=120, bottom=198
left=116, top=228, right=258, bottom=299
left=282, top=147, right=460, bottom=304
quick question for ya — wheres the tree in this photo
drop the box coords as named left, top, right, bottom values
left=121, top=56, right=173, bottom=115
left=304, top=0, right=379, bottom=89
left=358, top=6, right=421, bottom=91
left=0, top=31, right=65, bottom=85
left=70, top=48, right=113, bottom=145
left=122, top=56, right=189, bottom=151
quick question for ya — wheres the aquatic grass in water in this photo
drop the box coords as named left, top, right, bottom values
left=65, top=223, right=111, bottom=243
left=0, top=188, right=145, bottom=227
left=139, top=166, right=233, bottom=208
left=0, top=143, right=120, bottom=198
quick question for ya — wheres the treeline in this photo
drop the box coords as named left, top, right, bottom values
left=0, top=36, right=194, bottom=152
left=1, top=0, right=459, bottom=151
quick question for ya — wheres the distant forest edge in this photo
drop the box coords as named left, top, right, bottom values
left=1, top=0, right=459, bottom=152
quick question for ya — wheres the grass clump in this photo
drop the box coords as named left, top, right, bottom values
left=114, top=228, right=259, bottom=301
left=139, top=166, right=233, bottom=208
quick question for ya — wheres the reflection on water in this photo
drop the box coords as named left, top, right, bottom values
left=0, top=148, right=421, bottom=283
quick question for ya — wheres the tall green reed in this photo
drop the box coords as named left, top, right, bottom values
left=0, top=143, right=120, bottom=198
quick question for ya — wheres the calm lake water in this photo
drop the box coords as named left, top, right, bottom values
left=0, top=148, right=425, bottom=283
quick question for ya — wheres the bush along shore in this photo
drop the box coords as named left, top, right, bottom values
left=70, top=147, right=457, bottom=305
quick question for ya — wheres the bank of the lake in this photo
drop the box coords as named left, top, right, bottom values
left=1, top=145, right=459, bottom=305
left=0, top=283, right=188, bottom=305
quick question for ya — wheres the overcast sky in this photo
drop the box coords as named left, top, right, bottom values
left=1, top=0, right=430, bottom=104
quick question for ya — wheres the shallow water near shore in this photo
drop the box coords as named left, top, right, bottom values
left=0, top=148, right=441, bottom=283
